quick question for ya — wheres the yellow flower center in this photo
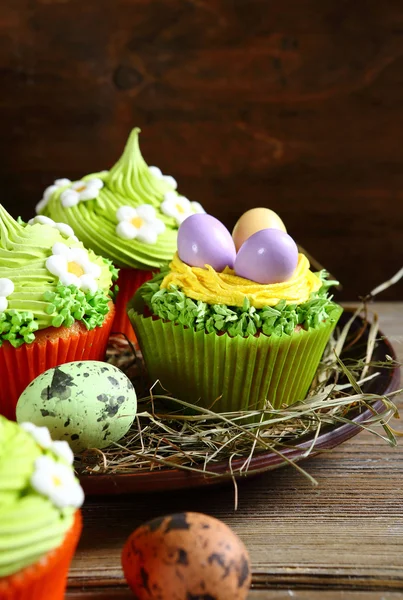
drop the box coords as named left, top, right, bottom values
left=131, top=216, right=144, bottom=229
left=68, top=261, right=85, bottom=277
left=52, top=475, right=62, bottom=487
left=75, top=185, right=87, bottom=193
left=176, top=203, right=185, bottom=214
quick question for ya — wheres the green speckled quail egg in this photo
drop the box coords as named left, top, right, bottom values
left=16, top=361, right=137, bottom=453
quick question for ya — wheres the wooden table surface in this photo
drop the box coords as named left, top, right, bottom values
left=66, top=302, right=403, bottom=599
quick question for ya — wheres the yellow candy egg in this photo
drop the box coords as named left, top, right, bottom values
left=232, top=207, right=286, bottom=251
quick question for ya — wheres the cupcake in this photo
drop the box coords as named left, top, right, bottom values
left=0, top=417, right=83, bottom=600
left=37, top=128, right=204, bottom=343
left=128, top=212, right=343, bottom=413
left=0, top=206, right=115, bottom=420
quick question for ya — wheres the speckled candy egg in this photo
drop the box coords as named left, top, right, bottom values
left=16, top=361, right=137, bottom=453
left=232, top=207, right=287, bottom=251
left=121, top=512, right=251, bottom=600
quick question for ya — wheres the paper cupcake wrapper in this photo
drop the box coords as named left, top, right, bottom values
left=112, top=268, right=155, bottom=344
left=0, top=305, right=115, bottom=421
left=0, top=511, right=82, bottom=600
left=129, top=304, right=343, bottom=412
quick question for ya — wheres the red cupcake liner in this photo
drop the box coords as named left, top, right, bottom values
left=0, top=510, right=82, bottom=600
left=0, top=304, right=115, bottom=421
left=112, top=268, right=155, bottom=344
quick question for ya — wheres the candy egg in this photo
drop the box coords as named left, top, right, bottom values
left=178, top=214, right=236, bottom=271
left=122, top=512, right=251, bottom=600
left=232, top=207, right=286, bottom=251
left=234, top=228, right=298, bottom=284
left=16, top=361, right=137, bottom=453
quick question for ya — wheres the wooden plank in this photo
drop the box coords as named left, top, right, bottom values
left=66, top=433, right=403, bottom=590
left=65, top=590, right=403, bottom=600
left=65, top=302, right=403, bottom=595
left=1, top=2, right=403, bottom=298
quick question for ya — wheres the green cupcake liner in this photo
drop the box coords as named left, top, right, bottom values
left=128, top=299, right=343, bottom=413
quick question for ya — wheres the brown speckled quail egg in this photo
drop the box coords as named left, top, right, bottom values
left=121, top=512, right=251, bottom=600
left=16, top=360, right=137, bottom=453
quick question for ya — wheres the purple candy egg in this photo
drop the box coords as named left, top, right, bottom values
left=178, top=214, right=236, bottom=271
left=234, top=229, right=298, bottom=284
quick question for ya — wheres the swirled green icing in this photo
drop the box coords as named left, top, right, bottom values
left=40, top=128, right=195, bottom=269
left=0, top=205, right=113, bottom=342
left=0, top=417, right=76, bottom=577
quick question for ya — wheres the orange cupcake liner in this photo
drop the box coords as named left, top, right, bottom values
left=0, top=510, right=82, bottom=600
left=0, top=304, right=115, bottom=421
left=112, top=268, right=155, bottom=344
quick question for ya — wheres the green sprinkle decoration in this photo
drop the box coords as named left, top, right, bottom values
left=0, top=310, right=38, bottom=348
left=140, top=270, right=339, bottom=338
left=0, top=280, right=111, bottom=347
left=46, top=283, right=110, bottom=331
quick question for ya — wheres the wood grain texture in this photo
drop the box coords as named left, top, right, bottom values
left=65, top=591, right=403, bottom=600
left=1, top=1, right=403, bottom=299
left=65, top=302, right=403, bottom=597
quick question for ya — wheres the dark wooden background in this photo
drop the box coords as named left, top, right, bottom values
left=1, top=0, right=402, bottom=300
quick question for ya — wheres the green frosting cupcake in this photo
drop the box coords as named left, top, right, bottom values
left=0, top=205, right=114, bottom=348
left=129, top=270, right=343, bottom=413
left=0, top=416, right=83, bottom=577
left=38, top=128, right=205, bottom=270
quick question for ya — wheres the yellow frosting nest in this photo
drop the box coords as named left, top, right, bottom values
left=161, top=253, right=323, bottom=308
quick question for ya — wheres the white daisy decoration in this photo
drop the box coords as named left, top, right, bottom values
left=0, top=278, right=14, bottom=313
left=191, top=201, right=206, bottom=214
left=51, top=440, right=74, bottom=465
left=161, top=191, right=194, bottom=225
left=20, top=423, right=74, bottom=465
left=149, top=165, right=178, bottom=190
left=31, top=455, right=84, bottom=509
left=60, top=178, right=104, bottom=208
left=28, top=215, right=78, bottom=241
left=20, top=422, right=52, bottom=449
left=36, top=178, right=72, bottom=214
left=46, top=243, right=102, bottom=293
left=116, top=204, right=166, bottom=244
